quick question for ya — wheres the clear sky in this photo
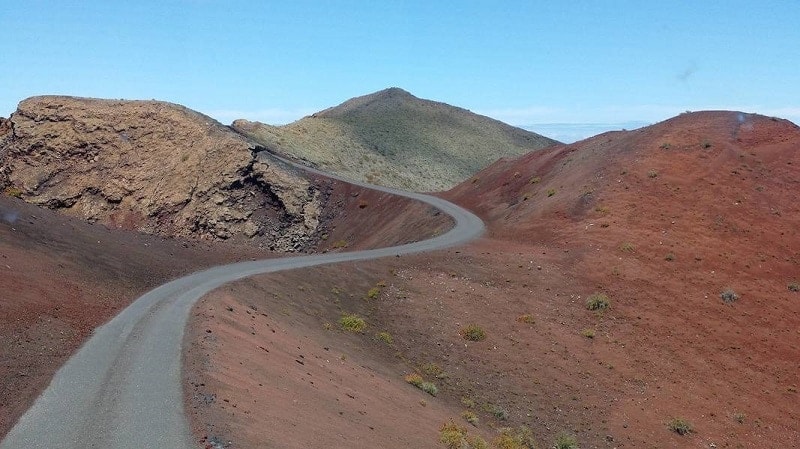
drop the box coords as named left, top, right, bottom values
left=2, top=1, right=798, bottom=141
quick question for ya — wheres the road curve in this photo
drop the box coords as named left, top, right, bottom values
left=0, top=153, right=484, bottom=449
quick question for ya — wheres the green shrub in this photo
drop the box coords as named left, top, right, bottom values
left=460, top=324, right=486, bottom=341
left=366, top=286, right=381, bottom=299
left=461, top=410, right=479, bottom=426
left=4, top=187, right=22, bottom=198
left=586, top=293, right=610, bottom=311
left=339, top=313, right=366, bottom=333
left=421, top=381, right=439, bottom=396
left=554, top=432, right=579, bottom=448
left=581, top=328, right=595, bottom=338
left=667, top=417, right=693, bottom=435
left=546, top=188, right=556, bottom=197
left=440, top=420, right=467, bottom=449
left=375, top=331, right=393, bottom=344
left=788, top=282, right=799, bottom=292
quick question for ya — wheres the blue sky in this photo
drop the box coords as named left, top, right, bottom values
left=2, top=1, right=798, bottom=142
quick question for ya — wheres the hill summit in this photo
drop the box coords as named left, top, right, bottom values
left=233, top=88, right=558, bottom=191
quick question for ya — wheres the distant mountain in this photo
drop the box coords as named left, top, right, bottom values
left=232, top=88, right=558, bottom=191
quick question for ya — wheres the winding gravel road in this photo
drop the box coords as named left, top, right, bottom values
left=0, top=153, right=484, bottom=449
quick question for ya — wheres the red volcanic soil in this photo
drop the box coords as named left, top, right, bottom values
left=185, top=112, right=799, bottom=448
left=0, top=173, right=450, bottom=440
left=0, top=195, right=274, bottom=437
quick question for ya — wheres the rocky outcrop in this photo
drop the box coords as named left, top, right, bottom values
left=0, top=96, right=322, bottom=251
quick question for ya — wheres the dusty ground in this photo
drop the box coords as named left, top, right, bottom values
left=185, top=112, right=799, bottom=448
left=0, top=171, right=450, bottom=440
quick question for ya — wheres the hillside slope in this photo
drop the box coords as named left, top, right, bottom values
left=0, top=96, right=328, bottom=251
left=232, top=88, right=557, bottom=191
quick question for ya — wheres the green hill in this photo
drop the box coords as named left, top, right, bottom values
left=232, top=88, right=558, bottom=191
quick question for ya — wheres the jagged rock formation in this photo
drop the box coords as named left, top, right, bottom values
left=233, top=87, right=558, bottom=192
left=0, top=96, right=322, bottom=251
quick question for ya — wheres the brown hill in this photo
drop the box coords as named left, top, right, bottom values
left=0, top=96, right=328, bottom=251
left=232, top=88, right=557, bottom=191
left=185, top=111, right=800, bottom=448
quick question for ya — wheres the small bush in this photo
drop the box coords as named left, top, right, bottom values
left=422, top=362, right=445, bottom=378
left=788, top=282, right=799, bottom=292
left=734, top=412, right=745, bottom=424
left=461, top=397, right=476, bottom=408
left=554, top=432, right=579, bottom=448
left=619, top=242, right=635, bottom=252
left=665, top=253, right=675, bottom=261
left=375, top=331, right=393, bottom=344
left=647, top=170, right=658, bottom=178
left=586, top=293, right=610, bottom=311
left=366, top=286, right=381, bottom=299
left=339, top=313, right=366, bottom=333
left=460, top=324, right=486, bottom=341
left=530, top=176, right=541, bottom=184
left=467, top=436, right=489, bottom=449
left=4, top=187, right=23, bottom=198
left=461, top=410, right=479, bottom=426
left=581, top=328, right=596, bottom=339
left=440, top=421, right=468, bottom=449
left=516, top=314, right=535, bottom=324
left=494, top=426, right=538, bottom=449
left=421, top=381, right=439, bottom=396
left=331, top=239, right=348, bottom=249
left=546, top=188, right=556, bottom=197
left=720, top=288, right=739, bottom=303
left=490, top=405, right=509, bottom=421
left=668, top=418, right=693, bottom=435
left=404, top=373, right=424, bottom=388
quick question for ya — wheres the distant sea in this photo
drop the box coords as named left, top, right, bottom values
left=523, top=122, right=651, bottom=144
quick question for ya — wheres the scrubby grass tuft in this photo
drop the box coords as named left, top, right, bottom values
left=375, top=331, right=393, bottom=344
left=586, top=293, right=610, bottom=311
left=339, top=313, right=366, bottom=333
left=554, top=432, right=579, bottom=448
left=667, top=417, right=693, bottom=435
left=460, top=324, right=486, bottom=341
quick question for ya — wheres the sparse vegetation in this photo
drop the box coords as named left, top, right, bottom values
left=546, top=188, right=556, bottom=197
left=439, top=420, right=490, bottom=449
left=421, top=381, right=439, bottom=396
left=4, top=187, right=23, bottom=198
left=375, top=331, right=393, bottom=344
left=619, top=242, right=635, bottom=252
left=460, top=324, right=487, bottom=341
left=594, top=205, right=609, bottom=214
left=581, top=328, right=596, bottom=338
left=331, top=239, right=348, bottom=249
left=659, top=143, right=672, bottom=150
left=720, top=288, right=739, bottom=303
left=461, top=410, right=479, bottom=426
left=529, top=176, right=541, bottom=184
left=494, top=426, right=537, bottom=449
left=422, top=362, right=446, bottom=378
left=702, top=140, right=712, bottom=149
left=489, top=404, right=509, bottom=421
left=554, top=432, right=579, bottom=448
left=338, top=313, right=366, bottom=333
left=366, top=286, right=381, bottom=299
left=734, top=412, right=746, bottom=424
left=586, top=293, right=610, bottom=311
left=647, top=169, right=658, bottom=178
left=516, top=314, right=535, bottom=324
left=665, top=253, right=675, bottom=261
left=461, top=397, right=476, bottom=408
left=405, top=373, right=438, bottom=396
left=404, top=373, right=424, bottom=387
left=788, top=282, right=799, bottom=292
left=440, top=420, right=468, bottom=449
left=667, top=417, right=693, bottom=435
